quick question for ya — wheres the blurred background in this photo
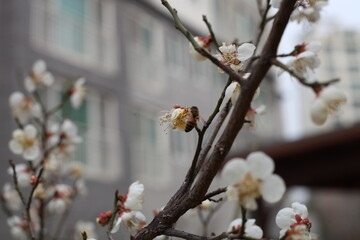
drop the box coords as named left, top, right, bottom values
left=0, top=0, right=359, bottom=239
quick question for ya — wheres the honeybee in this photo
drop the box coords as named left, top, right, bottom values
left=185, top=106, right=200, bottom=132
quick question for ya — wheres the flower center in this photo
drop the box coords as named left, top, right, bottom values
left=20, top=136, right=36, bottom=149
left=235, top=173, right=261, bottom=200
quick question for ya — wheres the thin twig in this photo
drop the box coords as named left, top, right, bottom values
left=202, top=15, right=220, bottom=49
left=106, top=189, right=119, bottom=240
left=8, top=159, right=26, bottom=206
left=202, top=188, right=227, bottom=202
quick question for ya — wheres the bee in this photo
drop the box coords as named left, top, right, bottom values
left=185, top=106, right=200, bottom=132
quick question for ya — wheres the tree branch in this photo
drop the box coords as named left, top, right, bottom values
left=135, top=1, right=297, bottom=239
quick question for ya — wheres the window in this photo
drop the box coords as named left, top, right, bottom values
left=43, top=79, right=121, bottom=182
left=30, top=0, right=118, bottom=74
left=125, top=11, right=165, bottom=92
left=129, top=109, right=171, bottom=189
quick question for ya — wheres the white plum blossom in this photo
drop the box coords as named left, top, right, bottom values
left=2, top=183, right=22, bottom=211
left=310, top=86, right=347, bottom=125
left=7, top=164, right=32, bottom=187
left=70, top=78, right=86, bottom=109
left=7, top=216, right=28, bottom=240
left=221, top=151, right=285, bottom=210
left=111, top=181, right=146, bottom=233
left=24, top=59, right=54, bottom=92
left=9, top=124, right=40, bottom=161
left=124, top=181, right=144, bottom=211
left=291, top=0, right=328, bottom=23
left=189, top=36, right=211, bottom=61
left=286, top=51, right=320, bottom=77
left=160, top=105, right=193, bottom=132
left=227, top=218, right=263, bottom=239
left=53, top=119, right=82, bottom=158
left=9, top=92, right=41, bottom=124
left=276, top=202, right=311, bottom=238
left=47, top=184, right=73, bottom=214
left=215, top=42, right=255, bottom=72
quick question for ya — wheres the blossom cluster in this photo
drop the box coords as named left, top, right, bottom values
left=2, top=59, right=88, bottom=240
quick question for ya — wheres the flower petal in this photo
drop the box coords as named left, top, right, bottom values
left=292, top=202, right=308, bottom=219
left=24, top=125, right=37, bottom=138
left=33, top=60, right=46, bottom=75
left=9, top=140, right=23, bottom=154
left=260, top=174, right=285, bottom=203
left=276, top=207, right=295, bottom=229
left=247, top=151, right=274, bottom=179
left=245, top=224, right=263, bottom=239
left=237, top=43, right=256, bottom=61
left=221, top=158, right=248, bottom=186
left=310, top=98, right=328, bottom=125
left=110, top=216, right=122, bottom=234
left=23, top=147, right=40, bottom=161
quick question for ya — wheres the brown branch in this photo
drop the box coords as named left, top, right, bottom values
left=202, top=15, right=220, bottom=49
left=134, top=1, right=297, bottom=239
left=271, top=58, right=340, bottom=88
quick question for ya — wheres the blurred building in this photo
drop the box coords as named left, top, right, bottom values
left=0, top=0, right=283, bottom=239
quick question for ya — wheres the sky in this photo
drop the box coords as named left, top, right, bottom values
left=278, top=0, right=360, bottom=140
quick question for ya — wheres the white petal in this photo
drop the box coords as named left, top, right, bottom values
left=310, top=98, right=328, bottom=125
left=42, top=72, right=54, bottom=86
left=237, top=43, right=256, bottom=61
left=247, top=151, right=274, bottom=179
left=221, top=158, right=248, bottom=186
left=224, top=82, right=240, bottom=106
left=306, top=41, right=321, bottom=54
left=260, top=174, right=285, bottom=203
left=245, top=225, right=263, bottom=239
left=276, top=207, right=295, bottom=229
left=292, top=202, right=308, bottom=219
left=24, top=77, right=36, bottom=92
left=33, top=60, right=46, bottom=75
left=9, top=140, right=23, bottom=154
left=75, top=78, right=85, bottom=87
left=71, top=94, right=82, bottom=109
left=225, top=186, right=239, bottom=200
left=24, top=125, right=37, bottom=138
left=125, top=181, right=144, bottom=211
left=111, top=216, right=122, bottom=234
left=23, top=146, right=40, bottom=161
left=9, top=92, right=24, bottom=107
left=320, top=87, right=347, bottom=104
